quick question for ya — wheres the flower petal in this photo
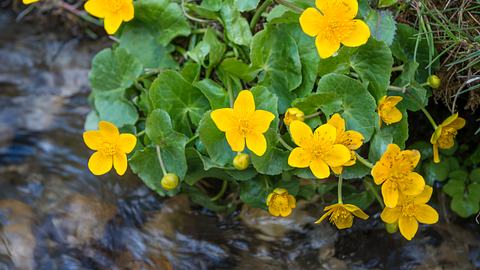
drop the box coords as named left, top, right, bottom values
left=341, top=19, right=370, bottom=47
left=414, top=204, right=439, bottom=224
left=83, top=131, right=103, bottom=150
left=324, top=144, right=351, bottom=167
left=449, top=117, right=466, bottom=130
left=372, top=144, right=401, bottom=184
left=314, top=209, right=333, bottom=224
left=234, top=90, right=255, bottom=115
left=246, top=132, right=267, bottom=156
left=118, top=134, right=137, bottom=154
left=398, top=216, right=418, bottom=240
left=381, top=107, right=403, bottom=125
left=399, top=149, right=421, bottom=169
left=402, top=172, right=425, bottom=196
left=113, top=152, right=128, bottom=176
left=316, top=0, right=358, bottom=19
left=299, top=7, right=323, bottom=37
left=99, top=121, right=119, bottom=140
left=211, top=108, right=235, bottom=132
left=88, top=151, right=112, bottom=175
left=84, top=0, right=108, bottom=18
left=288, top=195, right=296, bottom=208
left=250, top=110, right=275, bottom=133
left=381, top=207, right=401, bottom=224
left=327, top=113, right=345, bottom=134
left=289, top=120, right=313, bottom=148
left=339, top=130, right=364, bottom=150
left=414, top=185, right=433, bottom=204
left=104, top=15, right=123, bottom=35
left=288, top=147, right=312, bottom=168
left=313, top=123, right=337, bottom=146
left=315, top=34, right=340, bottom=59
left=23, top=0, right=39, bottom=4
left=310, top=159, right=330, bottom=179
left=382, top=180, right=399, bottom=208
left=120, top=0, right=134, bottom=21
left=343, top=204, right=369, bottom=220
left=226, top=130, right=245, bottom=152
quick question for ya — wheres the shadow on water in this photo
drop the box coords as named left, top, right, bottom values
left=0, top=10, right=479, bottom=270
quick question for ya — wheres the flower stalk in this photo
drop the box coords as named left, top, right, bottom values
left=355, top=153, right=374, bottom=169
left=337, top=174, right=343, bottom=204
left=155, top=145, right=168, bottom=176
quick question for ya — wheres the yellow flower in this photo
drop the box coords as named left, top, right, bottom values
left=377, top=96, right=403, bottom=126
left=83, top=121, right=137, bottom=176
left=315, top=203, right=368, bottom=229
left=233, top=153, right=250, bottom=170
left=266, top=188, right=296, bottom=217
left=299, top=0, right=370, bottom=58
left=22, top=0, right=39, bottom=4
left=161, top=173, right=179, bottom=191
left=327, top=113, right=364, bottom=174
left=427, top=75, right=441, bottom=89
left=284, top=107, right=305, bottom=126
left=372, top=144, right=425, bottom=208
left=288, top=121, right=351, bottom=179
left=430, top=113, right=465, bottom=163
left=381, top=185, right=439, bottom=240
left=210, top=90, right=275, bottom=156
left=84, top=0, right=134, bottom=35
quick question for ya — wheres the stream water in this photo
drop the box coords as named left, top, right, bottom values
left=0, top=11, right=479, bottom=270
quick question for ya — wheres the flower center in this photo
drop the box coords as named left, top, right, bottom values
left=238, top=118, right=251, bottom=135
left=438, top=127, right=457, bottom=148
left=100, top=141, right=117, bottom=156
left=324, top=19, right=354, bottom=41
left=330, top=207, right=353, bottom=225
left=401, top=202, right=416, bottom=216
left=272, top=194, right=290, bottom=212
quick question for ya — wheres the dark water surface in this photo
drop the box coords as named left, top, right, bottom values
left=0, top=11, right=479, bottom=270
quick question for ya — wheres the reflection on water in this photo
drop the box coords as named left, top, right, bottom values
left=0, top=11, right=479, bottom=270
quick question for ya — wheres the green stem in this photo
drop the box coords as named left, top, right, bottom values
left=211, top=180, right=228, bottom=201
left=155, top=145, right=168, bottom=176
left=250, top=0, right=273, bottom=30
left=226, top=78, right=234, bottom=107
left=338, top=174, right=343, bottom=204
left=391, top=65, right=404, bottom=72
left=355, top=153, right=374, bottom=169
left=304, top=111, right=322, bottom=119
left=136, top=130, right=146, bottom=137
left=186, top=134, right=199, bottom=145
left=277, top=134, right=293, bottom=151
left=387, top=85, right=406, bottom=92
left=365, top=178, right=384, bottom=208
left=420, top=107, right=438, bottom=129
left=274, top=0, right=303, bottom=13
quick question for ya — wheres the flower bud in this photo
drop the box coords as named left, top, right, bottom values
left=427, top=75, right=441, bottom=89
left=284, top=107, right=305, bottom=126
left=385, top=222, right=398, bottom=234
left=161, top=173, right=179, bottom=190
left=233, top=153, right=249, bottom=170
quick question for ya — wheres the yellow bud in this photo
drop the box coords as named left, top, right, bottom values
left=161, top=173, right=179, bottom=190
left=427, top=75, right=441, bottom=89
left=233, top=153, right=250, bottom=170
left=284, top=107, right=305, bottom=126
left=385, top=222, right=398, bottom=234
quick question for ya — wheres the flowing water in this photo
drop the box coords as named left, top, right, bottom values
left=0, top=11, right=479, bottom=270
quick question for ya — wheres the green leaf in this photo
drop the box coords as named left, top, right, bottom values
left=292, top=92, right=337, bottom=115
left=149, top=70, right=209, bottom=135
left=184, top=3, right=219, bottom=20
left=89, top=48, right=143, bottom=93
left=187, top=41, right=210, bottom=66
left=203, top=28, right=226, bottom=67
left=198, top=111, right=236, bottom=166
left=451, top=194, right=479, bottom=218
left=220, top=0, right=252, bottom=46
left=342, top=162, right=371, bottom=180
left=146, top=109, right=188, bottom=179
left=250, top=25, right=302, bottom=112
left=120, top=22, right=177, bottom=69
left=235, top=0, right=260, bottom=11
left=181, top=61, right=201, bottom=83
left=193, top=79, right=229, bottom=109
left=219, top=58, right=258, bottom=82
left=409, top=140, right=433, bottom=160
left=240, top=178, right=269, bottom=209
left=318, top=47, right=355, bottom=76
left=378, top=0, right=398, bottom=7
left=424, top=160, right=449, bottom=184
left=201, top=0, right=222, bottom=11
left=184, top=185, right=230, bottom=212
left=344, top=191, right=374, bottom=210
left=369, top=128, right=393, bottom=163
left=443, top=178, right=465, bottom=198
left=184, top=148, right=231, bottom=185
left=94, top=94, right=139, bottom=127
left=84, top=110, right=100, bottom=131
left=390, top=61, right=429, bottom=112
left=266, top=5, right=299, bottom=24
left=365, top=10, right=396, bottom=46
left=316, top=74, right=378, bottom=141
left=350, top=39, right=394, bottom=101
left=130, top=146, right=169, bottom=196
left=133, top=0, right=191, bottom=46
left=470, top=168, right=480, bottom=183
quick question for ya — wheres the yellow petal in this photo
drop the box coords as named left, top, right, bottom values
left=268, top=205, right=280, bottom=217
left=315, top=209, right=333, bottom=224
left=310, top=159, right=330, bottom=179
left=313, top=123, right=337, bottom=146
left=433, top=143, right=440, bottom=163
left=316, top=0, right=358, bottom=19
left=327, top=113, right=345, bottom=133
left=119, top=0, right=134, bottom=21
left=113, top=152, right=128, bottom=176
left=381, top=207, right=401, bottom=224
left=299, top=7, right=323, bottom=37
left=280, top=207, right=293, bottom=217
left=343, top=204, right=369, bottom=220
left=246, top=132, right=267, bottom=156
left=88, top=151, right=112, bottom=175
left=334, top=212, right=354, bottom=229
left=402, top=172, right=425, bottom=196
left=414, top=204, right=439, bottom=224
left=226, top=130, right=245, bottom=152
left=288, top=147, right=312, bottom=168
left=266, top=193, right=273, bottom=206
left=315, top=34, right=340, bottom=59
left=448, top=117, right=466, bottom=130
left=118, top=134, right=137, bottom=153
left=398, top=216, right=418, bottom=240
left=383, top=96, right=403, bottom=107
left=324, top=203, right=340, bottom=211
left=339, top=130, right=364, bottom=150
left=234, top=90, right=255, bottom=115
left=210, top=108, right=235, bottom=132
left=289, top=121, right=313, bottom=148
left=23, top=0, right=39, bottom=4
left=288, top=195, right=296, bottom=208
left=439, top=113, right=459, bottom=127
left=324, top=144, right=351, bottom=167
left=341, top=19, right=370, bottom=47
left=249, top=110, right=275, bottom=133
left=83, top=130, right=103, bottom=151
left=84, top=0, right=108, bottom=18
left=382, top=180, right=399, bottom=208
left=399, top=149, right=421, bottom=169
left=414, top=185, right=433, bottom=204
left=104, top=15, right=123, bottom=35
left=372, top=144, right=401, bottom=184
left=331, top=166, right=343, bottom=175
left=381, top=107, right=403, bottom=125
left=99, top=121, right=119, bottom=140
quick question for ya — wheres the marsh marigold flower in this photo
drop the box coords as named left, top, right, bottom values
left=327, top=113, right=364, bottom=174
left=372, top=144, right=425, bottom=208
left=430, top=113, right=465, bottom=163
left=83, top=121, right=136, bottom=176
left=22, top=0, right=39, bottom=4
left=266, top=188, right=296, bottom=217
left=284, top=107, right=305, bottom=126
left=84, top=0, right=134, bottom=35
left=315, top=203, right=368, bottom=229
left=211, top=90, right=275, bottom=156
left=427, top=75, right=441, bottom=89
left=377, top=96, right=403, bottom=126
left=233, top=153, right=250, bottom=170
left=299, top=0, right=370, bottom=58
left=288, top=121, right=351, bottom=179
left=381, top=185, right=439, bottom=240
left=161, top=173, right=179, bottom=191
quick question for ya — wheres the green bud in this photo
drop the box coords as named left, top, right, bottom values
left=385, top=222, right=398, bottom=234
left=233, top=153, right=250, bottom=170
left=427, top=75, right=441, bottom=89
left=161, top=173, right=179, bottom=190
